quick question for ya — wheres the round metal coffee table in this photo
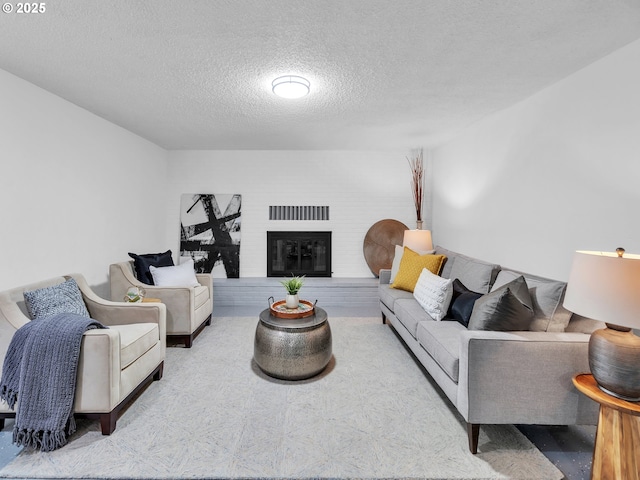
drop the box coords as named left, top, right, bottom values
left=254, top=307, right=332, bottom=380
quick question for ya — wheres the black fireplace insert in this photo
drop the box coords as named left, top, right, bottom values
left=267, top=231, right=331, bottom=277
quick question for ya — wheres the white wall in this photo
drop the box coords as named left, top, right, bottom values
left=165, top=150, right=421, bottom=277
left=0, top=69, right=168, bottom=294
left=432, top=39, right=640, bottom=281
left=12, top=34, right=637, bottom=286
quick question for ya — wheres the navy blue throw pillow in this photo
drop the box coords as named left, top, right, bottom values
left=450, top=291, right=483, bottom=327
left=128, top=250, right=174, bottom=285
left=445, top=278, right=482, bottom=328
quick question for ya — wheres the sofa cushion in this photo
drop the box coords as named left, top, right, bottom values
left=435, top=246, right=500, bottom=294
left=113, top=323, right=159, bottom=369
left=379, top=284, right=414, bottom=312
left=448, top=256, right=499, bottom=295
left=23, top=278, right=90, bottom=320
left=416, top=320, right=465, bottom=383
left=128, top=250, right=174, bottom=285
left=468, top=275, right=534, bottom=331
left=565, top=313, right=605, bottom=334
left=391, top=247, right=446, bottom=293
left=394, top=299, right=435, bottom=338
left=413, top=269, right=453, bottom=321
left=491, top=269, right=572, bottom=332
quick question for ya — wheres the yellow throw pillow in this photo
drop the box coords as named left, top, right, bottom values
left=391, top=247, right=447, bottom=292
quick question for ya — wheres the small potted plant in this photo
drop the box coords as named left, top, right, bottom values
left=280, top=275, right=305, bottom=309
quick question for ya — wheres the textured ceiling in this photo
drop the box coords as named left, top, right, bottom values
left=1, top=1, right=640, bottom=150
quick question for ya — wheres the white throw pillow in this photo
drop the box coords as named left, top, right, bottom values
left=149, top=258, right=200, bottom=287
left=390, top=245, right=436, bottom=283
left=412, top=268, right=453, bottom=321
left=389, top=245, right=404, bottom=283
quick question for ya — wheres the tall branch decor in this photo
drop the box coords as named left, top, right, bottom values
left=407, top=148, right=425, bottom=229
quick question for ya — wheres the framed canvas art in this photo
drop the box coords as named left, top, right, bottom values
left=180, top=194, right=241, bottom=278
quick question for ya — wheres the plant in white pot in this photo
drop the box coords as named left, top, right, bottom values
left=280, top=275, right=305, bottom=309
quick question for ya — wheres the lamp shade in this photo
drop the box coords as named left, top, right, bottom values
left=564, top=250, right=640, bottom=329
left=402, top=230, right=433, bottom=252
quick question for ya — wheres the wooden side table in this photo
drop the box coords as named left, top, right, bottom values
left=573, top=373, right=640, bottom=480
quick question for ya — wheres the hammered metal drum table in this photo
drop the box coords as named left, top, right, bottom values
left=254, top=307, right=332, bottom=380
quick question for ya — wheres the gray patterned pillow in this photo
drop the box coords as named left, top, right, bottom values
left=23, top=278, right=90, bottom=320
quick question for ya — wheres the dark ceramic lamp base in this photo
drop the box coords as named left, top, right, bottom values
left=589, top=324, right=640, bottom=402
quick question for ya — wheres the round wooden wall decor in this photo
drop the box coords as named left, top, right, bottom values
left=363, top=219, right=408, bottom=277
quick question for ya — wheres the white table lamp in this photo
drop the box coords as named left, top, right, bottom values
left=403, top=229, right=433, bottom=252
left=564, top=248, right=640, bottom=401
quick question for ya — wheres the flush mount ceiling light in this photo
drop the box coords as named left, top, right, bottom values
left=272, top=75, right=310, bottom=99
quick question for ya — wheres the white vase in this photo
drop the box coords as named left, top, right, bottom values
left=285, top=294, right=299, bottom=309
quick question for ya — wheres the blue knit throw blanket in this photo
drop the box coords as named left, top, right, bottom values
left=0, top=313, right=105, bottom=451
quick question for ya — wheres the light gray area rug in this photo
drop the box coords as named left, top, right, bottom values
left=0, top=317, right=563, bottom=480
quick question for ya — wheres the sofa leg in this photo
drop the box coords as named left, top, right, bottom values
left=382, top=313, right=386, bottom=324
left=168, top=314, right=210, bottom=348
left=100, top=413, right=117, bottom=435
left=0, top=414, right=14, bottom=431
left=153, top=361, right=164, bottom=381
left=467, top=423, right=479, bottom=454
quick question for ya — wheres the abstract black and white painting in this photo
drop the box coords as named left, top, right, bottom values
left=180, top=194, right=241, bottom=278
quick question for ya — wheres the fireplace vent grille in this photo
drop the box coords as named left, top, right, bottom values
left=269, top=206, right=329, bottom=221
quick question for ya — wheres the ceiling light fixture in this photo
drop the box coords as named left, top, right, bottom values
left=272, top=75, right=310, bottom=99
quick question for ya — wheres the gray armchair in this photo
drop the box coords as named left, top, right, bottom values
left=109, top=261, right=212, bottom=347
left=0, top=273, right=166, bottom=435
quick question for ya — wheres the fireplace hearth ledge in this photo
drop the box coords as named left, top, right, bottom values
left=212, top=277, right=379, bottom=308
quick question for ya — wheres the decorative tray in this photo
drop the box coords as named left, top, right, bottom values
left=269, top=299, right=316, bottom=319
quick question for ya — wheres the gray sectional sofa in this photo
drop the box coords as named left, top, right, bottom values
left=379, top=245, right=601, bottom=453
